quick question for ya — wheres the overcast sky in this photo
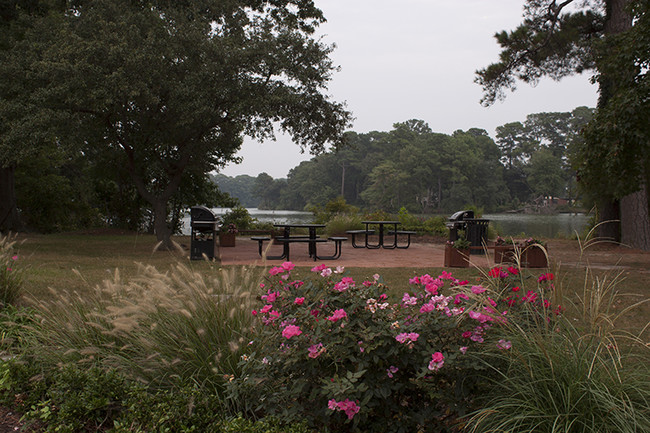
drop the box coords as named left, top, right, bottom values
left=220, top=0, right=599, bottom=179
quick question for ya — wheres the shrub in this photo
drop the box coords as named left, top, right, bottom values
left=0, top=234, right=24, bottom=307
left=231, top=263, right=563, bottom=432
left=310, top=197, right=359, bottom=224
left=221, top=206, right=257, bottom=231
left=325, top=214, right=363, bottom=236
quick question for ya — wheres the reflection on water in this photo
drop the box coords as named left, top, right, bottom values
left=181, top=208, right=590, bottom=239
left=484, top=213, right=590, bottom=238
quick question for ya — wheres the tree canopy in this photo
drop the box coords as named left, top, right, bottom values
left=0, top=0, right=351, bottom=245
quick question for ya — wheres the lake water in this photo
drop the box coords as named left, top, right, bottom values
left=182, top=208, right=590, bottom=239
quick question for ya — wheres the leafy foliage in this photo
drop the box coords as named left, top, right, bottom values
left=232, top=263, right=568, bottom=432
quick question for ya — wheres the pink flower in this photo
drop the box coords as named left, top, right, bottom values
left=428, top=352, right=445, bottom=371
left=311, top=264, right=328, bottom=273
left=251, top=310, right=258, bottom=316
left=471, top=285, right=486, bottom=294
left=395, top=332, right=419, bottom=344
left=523, top=290, right=538, bottom=303
left=261, top=291, right=279, bottom=303
left=269, top=266, right=284, bottom=275
left=328, top=399, right=360, bottom=420
left=507, top=266, right=519, bottom=275
left=454, top=293, right=469, bottom=304
left=402, top=293, right=418, bottom=306
left=420, top=302, right=435, bottom=313
left=462, top=331, right=472, bottom=339
left=11, top=255, right=18, bottom=261
left=260, top=304, right=273, bottom=314
left=497, top=339, right=512, bottom=350
left=333, top=277, right=355, bottom=292
left=538, top=272, right=555, bottom=282
left=321, top=268, right=332, bottom=277
left=326, top=309, right=347, bottom=322
left=294, top=297, right=305, bottom=305
left=282, top=261, right=295, bottom=271
left=334, top=266, right=345, bottom=273
left=386, top=365, right=399, bottom=378
left=281, top=325, right=302, bottom=339
left=308, top=343, right=325, bottom=358
left=459, top=346, right=468, bottom=354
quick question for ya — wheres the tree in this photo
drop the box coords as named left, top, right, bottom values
left=2, top=0, right=351, bottom=247
left=477, top=0, right=650, bottom=250
left=0, top=0, right=68, bottom=232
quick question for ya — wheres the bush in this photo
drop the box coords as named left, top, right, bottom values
left=221, top=206, right=257, bottom=231
left=325, top=214, right=363, bottom=236
left=231, top=263, right=564, bottom=432
left=310, top=197, right=359, bottom=224
left=0, top=234, right=24, bottom=307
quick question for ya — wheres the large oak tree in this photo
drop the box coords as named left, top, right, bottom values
left=477, top=0, right=650, bottom=250
left=1, top=0, right=351, bottom=247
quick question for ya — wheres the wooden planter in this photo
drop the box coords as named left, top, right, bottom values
left=521, top=244, right=548, bottom=268
left=444, top=244, right=470, bottom=267
left=219, top=232, right=236, bottom=247
left=494, top=245, right=516, bottom=264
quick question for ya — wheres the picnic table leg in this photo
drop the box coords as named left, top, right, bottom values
left=365, top=223, right=381, bottom=249
left=265, top=239, right=290, bottom=261
left=381, top=223, right=399, bottom=249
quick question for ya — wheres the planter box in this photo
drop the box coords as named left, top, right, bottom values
left=494, top=245, right=516, bottom=264
left=219, top=232, right=236, bottom=247
left=444, top=244, right=470, bottom=267
left=521, top=244, right=548, bottom=268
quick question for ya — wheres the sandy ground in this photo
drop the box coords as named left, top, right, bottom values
left=218, top=237, right=650, bottom=273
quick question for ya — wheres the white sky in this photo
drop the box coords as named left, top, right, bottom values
left=220, top=0, right=599, bottom=179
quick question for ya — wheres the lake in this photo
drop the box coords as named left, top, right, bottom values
left=182, top=208, right=590, bottom=239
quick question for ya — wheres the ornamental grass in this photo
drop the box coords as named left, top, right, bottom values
left=20, top=263, right=264, bottom=396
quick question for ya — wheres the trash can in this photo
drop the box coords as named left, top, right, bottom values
left=464, top=218, right=490, bottom=253
left=446, top=210, right=474, bottom=242
left=446, top=210, right=490, bottom=254
left=190, top=206, right=218, bottom=260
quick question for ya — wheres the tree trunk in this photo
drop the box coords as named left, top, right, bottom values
left=152, top=199, right=175, bottom=250
left=620, top=183, right=650, bottom=250
left=0, top=165, right=21, bottom=233
left=597, top=198, right=620, bottom=241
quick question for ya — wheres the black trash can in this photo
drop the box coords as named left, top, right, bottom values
left=464, top=218, right=490, bottom=253
left=190, top=206, right=218, bottom=260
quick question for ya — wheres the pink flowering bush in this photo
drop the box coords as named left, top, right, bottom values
left=232, top=262, right=564, bottom=432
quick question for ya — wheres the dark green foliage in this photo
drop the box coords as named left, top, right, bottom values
left=0, top=0, right=351, bottom=245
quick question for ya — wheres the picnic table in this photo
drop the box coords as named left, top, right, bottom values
left=251, top=223, right=346, bottom=261
left=347, top=221, right=416, bottom=249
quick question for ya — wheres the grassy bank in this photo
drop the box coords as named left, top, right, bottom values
left=12, top=232, right=648, bottom=335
